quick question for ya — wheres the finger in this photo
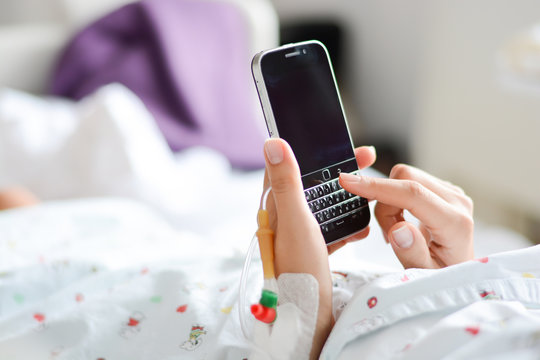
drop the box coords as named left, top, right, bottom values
left=327, top=226, right=370, bottom=255
left=344, top=226, right=371, bottom=244
left=264, top=138, right=310, bottom=216
left=327, top=241, right=347, bottom=255
left=390, top=164, right=473, bottom=214
left=374, top=201, right=404, bottom=243
left=442, top=180, right=466, bottom=195
left=388, top=221, right=438, bottom=269
left=339, top=173, right=455, bottom=229
left=354, top=146, right=376, bottom=170
left=390, top=164, right=463, bottom=203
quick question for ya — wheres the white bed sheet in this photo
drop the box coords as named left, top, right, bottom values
left=1, top=199, right=539, bottom=360
left=0, top=198, right=257, bottom=359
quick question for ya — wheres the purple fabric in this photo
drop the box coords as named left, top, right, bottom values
left=49, top=0, right=266, bottom=168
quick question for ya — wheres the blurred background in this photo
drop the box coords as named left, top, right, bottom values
left=1, top=0, right=539, bottom=242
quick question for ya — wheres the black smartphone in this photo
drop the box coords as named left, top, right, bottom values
left=251, top=40, right=370, bottom=245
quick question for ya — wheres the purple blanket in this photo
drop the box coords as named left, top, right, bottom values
left=50, top=0, right=266, bottom=168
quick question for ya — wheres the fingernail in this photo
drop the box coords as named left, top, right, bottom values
left=392, top=225, right=413, bottom=249
left=264, top=139, right=283, bottom=165
left=339, top=173, right=361, bottom=184
left=368, top=146, right=376, bottom=156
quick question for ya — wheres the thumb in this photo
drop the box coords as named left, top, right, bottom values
left=264, top=138, right=308, bottom=214
left=388, top=221, right=436, bottom=269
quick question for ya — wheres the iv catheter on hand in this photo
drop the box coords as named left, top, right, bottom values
left=251, top=198, right=278, bottom=324
left=239, top=186, right=318, bottom=359
left=238, top=186, right=277, bottom=338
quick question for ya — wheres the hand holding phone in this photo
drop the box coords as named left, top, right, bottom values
left=252, top=40, right=371, bottom=245
left=261, top=137, right=376, bottom=358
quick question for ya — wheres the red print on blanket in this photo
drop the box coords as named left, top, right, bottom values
left=367, top=297, right=378, bottom=309
left=33, top=312, right=48, bottom=332
left=479, top=290, right=500, bottom=300
left=34, top=313, right=45, bottom=323
left=465, top=326, right=480, bottom=335
left=119, top=311, right=145, bottom=339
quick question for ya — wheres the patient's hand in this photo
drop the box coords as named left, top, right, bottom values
left=0, top=186, right=39, bottom=211
left=261, top=138, right=376, bottom=359
left=262, top=138, right=332, bottom=360
left=339, top=165, right=474, bottom=269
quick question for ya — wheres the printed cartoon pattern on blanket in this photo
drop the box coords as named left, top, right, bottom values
left=0, top=200, right=254, bottom=360
left=180, top=325, right=207, bottom=351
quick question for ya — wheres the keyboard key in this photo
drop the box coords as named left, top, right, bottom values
left=323, top=210, right=330, bottom=221
left=350, top=210, right=362, bottom=222
left=327, top=221, right=335, bottom=232
left=320, top=198, right=328, bottom=209
left=327, top=196, right=334, bottom=206
left=323, top=184, right=331, bottom=195
left=333, top=218, right=346, bottom=230
left=305, top=173, right=368, bottom=236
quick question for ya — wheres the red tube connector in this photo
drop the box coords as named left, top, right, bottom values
left=251, top=289, right=278, bottom=323
left=251, top=303, right=277, bottom=323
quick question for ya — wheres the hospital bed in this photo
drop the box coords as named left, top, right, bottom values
left=0, top=0, right=535, bottom=358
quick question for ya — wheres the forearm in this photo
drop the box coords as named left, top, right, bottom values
left=274, top=231, right=335, bottom=359
left=310, top=284, right=334, bottom=359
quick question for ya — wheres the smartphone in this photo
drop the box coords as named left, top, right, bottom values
left=252, top=40, right=370, bottom=245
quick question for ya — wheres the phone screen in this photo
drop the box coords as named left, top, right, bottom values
left=260, top=44, right=355, bottom=176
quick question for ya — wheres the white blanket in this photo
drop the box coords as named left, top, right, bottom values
left=326, top=246, right=540, bottom=359
left=0, top=85, right=537, bottom=359
left=1, top=199, right=540, bottom=359
left=0, top=199, right=257, bottom=359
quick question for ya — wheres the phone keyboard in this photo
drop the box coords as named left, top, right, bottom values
left=304, top=172, right=368, bottom=236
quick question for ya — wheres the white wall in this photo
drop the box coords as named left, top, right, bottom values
left=413, top=0, right=540, bottom=236
left=272, top=0, right=540, bottom=240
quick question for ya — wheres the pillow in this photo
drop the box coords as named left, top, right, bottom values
left=49, top=0, right=267, bottom=168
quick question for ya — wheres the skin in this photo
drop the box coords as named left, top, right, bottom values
left=262, top=138, right=474, bottom=359
left=0, top=186, right=39, bottom=210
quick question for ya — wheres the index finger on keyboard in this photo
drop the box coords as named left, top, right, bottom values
left=339, top=173, right=455, bottom=229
